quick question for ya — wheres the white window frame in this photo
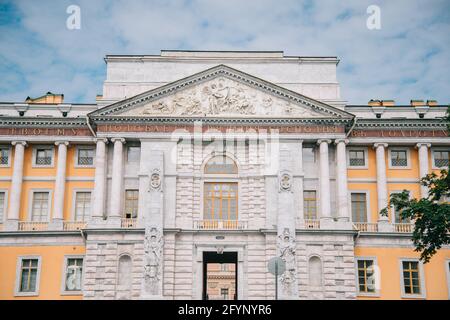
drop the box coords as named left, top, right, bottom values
left=32, top=145, right=55, bottom=167
left=0, top=145, right=12, bottom=167
left=388, top=147, right=411, bottom=169
left=14, top=256, right=42, bottom=297
left=71, top=189, right=93, bottom=221
left=0, top=189, right=8, bottom=224
left=61, top=255, right=84, bottom=295
left=74, top=146, right=95, bottom=168
left=431, top=148, right=450, bottom=169
left=347, top=147, right=368, bottom=169
left=28, top=189, right=52, bottom=222
left=446, top=259, right=450, bottom=300
left=348, top=190, right=371, bottom=223
left=355, top=256, right=380, bottom=297
left=399, top=258, right=426, bottom=299
left=390, top=190, right=412, bottom=223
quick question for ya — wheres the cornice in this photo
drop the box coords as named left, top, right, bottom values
left=353, top=118, right=448, bottom=129
left=0, top=117, right=89, bottom=127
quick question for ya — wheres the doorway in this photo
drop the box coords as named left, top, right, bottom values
left=202, top=251, right=238, bottom=300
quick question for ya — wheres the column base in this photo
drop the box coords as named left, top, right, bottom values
left=87, top=217, right=107, bottom=228
left=49, top=219, right=64, bottom=231
left=334, top=219, right=353, bottom=230
left=377, top=219, right=394, bottom=232
left=105, top=217, right=122, bottom=228
left=3, top=220, right=19, bottom=231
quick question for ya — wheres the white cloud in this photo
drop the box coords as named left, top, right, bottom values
left=0, top=0, right=449, bottom=105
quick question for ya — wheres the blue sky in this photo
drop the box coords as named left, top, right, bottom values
left=0, top=0, right=449, bottom=105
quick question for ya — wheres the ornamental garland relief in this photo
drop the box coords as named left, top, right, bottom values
left=122, top=77, right=322, bottom=117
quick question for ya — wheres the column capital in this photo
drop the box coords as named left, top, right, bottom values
left=373, top=142, right=388, bottom=149
left=11, top=141, right=27, bottom=147
left=110, top=137, right=126, bottom=144
left=317, top=139, right=332, bottom=145
left=416, top=143, right=431, bottom=149
left=95, top=137, right=109, bottom=144
left=55, top=141, right=69, bottom=146
left=334, top=139, right=349, bottom=145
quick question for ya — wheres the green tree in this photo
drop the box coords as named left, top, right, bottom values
left=380, top=168, right=450, bottom=263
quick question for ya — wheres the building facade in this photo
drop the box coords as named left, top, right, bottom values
left=0, top=50, right=449, bottom=300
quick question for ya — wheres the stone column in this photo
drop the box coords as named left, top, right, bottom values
left=109, top=138, right=125, bottom=226
left=317, top=139, right=333, bottom=228
left=374, top=143, right=392, bottom=231
left=416, top=143, right=431, bottom=198
left=276, top=143, right=298, bottom=299
left=141, top=150, right=164, bottom=299
left=90, top=138, right=108, bottom=226
left=335, top=139, right=351, bottom=228
left=5, top=141, right=27, bottom=231
left=51, top=141, right=69, bottom=230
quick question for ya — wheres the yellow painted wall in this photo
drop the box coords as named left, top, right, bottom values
left=355, top=247, right=450, bottom=300
left=0, top=245, right=85, bottom=300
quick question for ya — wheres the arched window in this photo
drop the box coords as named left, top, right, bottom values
left=204, top=155, right=238, bottom=174
left=309, top=256, right=323, bottom=287
left=203, top=155, right=238, bottom=221
left=116, top=255, right=132, bottom=299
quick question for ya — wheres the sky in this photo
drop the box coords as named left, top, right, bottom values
left=0, top=0, right=449, bottom=105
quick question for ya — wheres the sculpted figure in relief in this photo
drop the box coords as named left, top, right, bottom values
left=278, top=228, right=297, bottom=297
left=143, top=227, right=163, bottom=296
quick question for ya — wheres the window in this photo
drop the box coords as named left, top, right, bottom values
left=221, top=288, right=229, bottom=299
left=124, top=190, right=138, bottom=218
left=16, top=258, right=40, bottom=295
left=0, top=191, right=5, bottom=222
left=357, top=259, right=376, bottom=294
left=34, top=147, right=53, bottom=166
left=63, top=257, right=83, bottom=293
left=392, top=192, right=410, bottom=223
left=77, top=148, right=94, bottom=166
left=390, top=149, right=408, bottom=167
left=74, top=192, right=91, bottom=221
left=127, top=146, right=140, bottom=163
left=349, top=150, right=366, bottom=167
left=401, top=260, right=422, bottom=296
left=351, top=193, right=367, bottom=223
left=433, top=150, right=449, bottom=168
left=0, top=147, right=10, bottom=166
left=204, top=183, right=238, bottom=220
left=304, top=191, right=317, bottom=219
left=204, top=155, right=238, bottom=174
left=31, top=192, right=49, bottom=221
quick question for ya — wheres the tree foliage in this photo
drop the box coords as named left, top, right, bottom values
left=381, top=169, right=450, bottom=263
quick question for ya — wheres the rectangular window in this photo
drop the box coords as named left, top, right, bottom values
left=127, top=146, right=140, bottom=163
left=391, top=150, right=408, bottom=167
left=64, top=258, right=83, bottom=292
left=0, top=191, right=5, bottom=222
left=35, top=148, right=53, bottom=166
left=74, top=192, right=91, bottom=221
left=349, top=150, right=366, bottom=167
left=434, top=150, right=449, bottom=168
left=0, top=147, right=9, bottom=165
left=124, top=190, right=139, bottom=218
left=19, top=259, right=39, bottom=293
left=303, top=191, right=317, bottom=219
left=77, top=148, right=94, bottom=166
left=204, top=182, right=238, bottom=220
left=392, top=192, right=410, bottom=223
left=31, top=192, right=49, bottom=221
left=402, top=261, right=421, bottom=295
left=357, top=259, right=376, bottom=294
left=351, top=193, right=367, bottom=223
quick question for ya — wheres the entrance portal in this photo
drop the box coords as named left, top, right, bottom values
left=202, top=251, right=238, bottom=300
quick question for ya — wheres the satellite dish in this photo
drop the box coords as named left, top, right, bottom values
left=268, top=257, right=286, bottom=276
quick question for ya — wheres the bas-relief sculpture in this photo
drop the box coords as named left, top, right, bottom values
left=121, top=77, right=323, bottom=117
left=278, top=228, right=297, bottom=298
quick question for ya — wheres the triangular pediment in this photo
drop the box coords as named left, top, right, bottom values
left=90, top=65, right=353, bottom=120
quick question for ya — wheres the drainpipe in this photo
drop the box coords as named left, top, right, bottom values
left=86, top=116, right=96, bottom=137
